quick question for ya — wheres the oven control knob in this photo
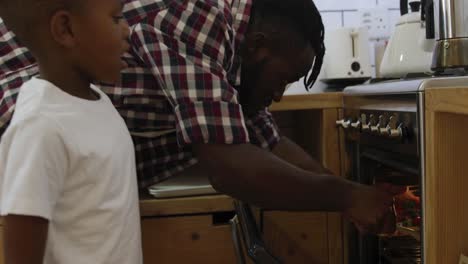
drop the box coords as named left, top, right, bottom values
left=378, top=115, right=389, bottom=135
left=369, top=114, right=379, bottom=133
left=336, top=119, right=352, bottom=129
left=336, top=119, right=345, bottom=127
left=387, top=116, right=403, bottom=139
left=351, top=119, right=362, bottom=130
left=342, top=119, right=352, bottom=129
left=361, top=114, right=370, bottom=132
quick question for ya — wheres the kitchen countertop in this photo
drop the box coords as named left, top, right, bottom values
left=139, top=92, right=344, bottom=217
left=270, top=92, right=343, bottom=111
left=140, top=193, right=234, bottom=217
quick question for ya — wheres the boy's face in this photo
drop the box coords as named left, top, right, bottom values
left=71, top=0, right=130, bottom=83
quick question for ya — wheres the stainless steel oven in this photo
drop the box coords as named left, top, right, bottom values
left=340, top=89, right=424, bottom=264
left=339, top=75, right=468, bottom=264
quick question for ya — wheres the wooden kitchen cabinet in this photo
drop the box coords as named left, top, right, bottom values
left=263, top=94, right=346, bottom=264
left=140, top=195, right=241, bottom=264
left=425, top=87, right=468, bottom=264
left=141, top=214, right=238, bottom=263
left=262, top=211, right=329, bottom=263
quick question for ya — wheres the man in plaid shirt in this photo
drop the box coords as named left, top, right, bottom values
left=0, top=0, right=394, bottom=229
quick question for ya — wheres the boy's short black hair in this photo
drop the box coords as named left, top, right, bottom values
left=250, top=0, right=325, bottom=90
left=0, top=0, right=77, bottom=54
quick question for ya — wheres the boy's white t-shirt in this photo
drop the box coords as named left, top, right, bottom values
left=0, top=77, right=142, bottom=264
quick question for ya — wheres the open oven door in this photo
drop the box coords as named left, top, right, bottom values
left=229, top=201, right=282, bottom=264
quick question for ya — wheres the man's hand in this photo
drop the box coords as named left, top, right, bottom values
left=3, top=215, right=48, bottom=264
left=271, top=137, right=401, bottom=234
left=345, top=185, right=394, bottom=234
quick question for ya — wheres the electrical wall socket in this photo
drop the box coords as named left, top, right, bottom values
left=359, top=8, right=391, bottom=40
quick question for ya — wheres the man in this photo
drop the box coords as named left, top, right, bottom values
left=0, top=0, right=393, bottom=230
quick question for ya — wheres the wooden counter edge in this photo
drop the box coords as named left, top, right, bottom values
left=0, top=198, right=232, bottom=222
left=139, top=195, right=235, bottom=217
left=270, top=93, right=343, bottom=112
left=425, top=87, right=468, bottom=115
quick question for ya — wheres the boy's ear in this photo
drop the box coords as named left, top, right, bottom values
left=243, top=32, right=271, bottom=65
left=49, top=10, right=75, bottom=48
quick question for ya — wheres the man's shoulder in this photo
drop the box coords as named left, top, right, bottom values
left=123, top=0, right=176, bottom=25
left=123, top=0, right=235, bottom=23
left=0, top=19, right=37, bottom=78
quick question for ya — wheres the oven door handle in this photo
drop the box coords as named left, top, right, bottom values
left=361, top=152, right=419, bottom=176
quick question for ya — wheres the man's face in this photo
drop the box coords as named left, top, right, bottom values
left=240, top=43, right=316, bottom=116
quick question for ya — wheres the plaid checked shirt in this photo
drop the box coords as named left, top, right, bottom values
left=0, top=0, right=281, bottom=188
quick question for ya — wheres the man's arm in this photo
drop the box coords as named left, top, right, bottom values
left=194, top=143, right=392, bottom=227
left=272, top=136, right=330, bottom=174
left=3, top=215, right=48, bottom=264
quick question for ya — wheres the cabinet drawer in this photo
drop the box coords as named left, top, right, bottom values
left=141, top=213, right=237, bottom=264
left=263, top=211, right=329, bottom=264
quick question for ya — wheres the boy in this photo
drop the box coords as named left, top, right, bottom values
left=0, top=0, right=142, bottom=263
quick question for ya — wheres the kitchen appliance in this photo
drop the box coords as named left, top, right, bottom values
left=321, top=27, right=372, bottom=85
left=337, top=75, right=468, bottom=263
left=431, top=0, right=468, bottom=71
left=380, top=0, right=436, bottom=78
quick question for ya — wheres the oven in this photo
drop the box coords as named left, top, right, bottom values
left=339, top=82, right=426, bottom=264
left=338, top=74, right=468, bottom=264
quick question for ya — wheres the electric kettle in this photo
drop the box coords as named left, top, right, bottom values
left=380, top=0, right=436, bottom=78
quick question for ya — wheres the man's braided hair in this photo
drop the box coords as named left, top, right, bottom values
left=251, top=0, right=325, bottom=90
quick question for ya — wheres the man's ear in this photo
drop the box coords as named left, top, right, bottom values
left=243, top=32, right=271, bottom=65
left=49, top=10, right=75, bottom=48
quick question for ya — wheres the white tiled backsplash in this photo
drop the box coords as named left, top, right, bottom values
left=284, top=0, right=401, bottom=95
left=316, top=0, right=399, bottom=31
